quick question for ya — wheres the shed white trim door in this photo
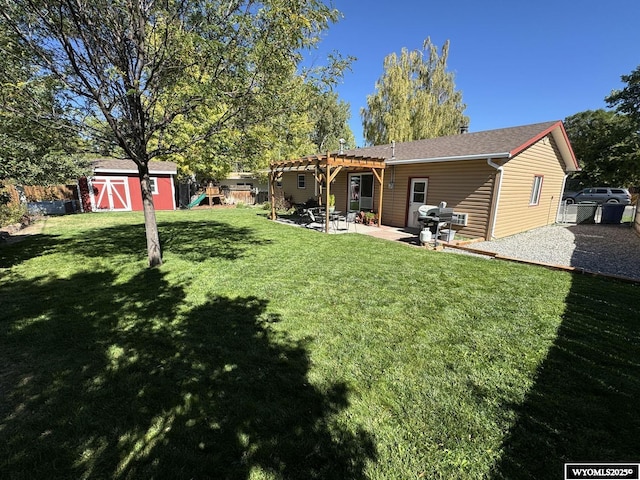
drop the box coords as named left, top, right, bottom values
left=408, top=178, right=428, bottom=228
left=91, top=176, right=132, bottom=211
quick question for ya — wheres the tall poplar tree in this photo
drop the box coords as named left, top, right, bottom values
left=361, top=37, right=468, bottom=146
left=2, top=0, right=341, bottom=267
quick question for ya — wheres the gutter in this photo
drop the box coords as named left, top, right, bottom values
left=386, top=151, right=511, bottom=165
left=487, top=157, right=506, bottom=239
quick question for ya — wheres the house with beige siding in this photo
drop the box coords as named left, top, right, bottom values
left=270, top=121, right=579, bottom=240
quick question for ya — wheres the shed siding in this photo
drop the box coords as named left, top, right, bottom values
left=385, top=160, right=495, bottom=238
left=494, top=136, right=566, bottom=238
left=128, top=175, right=176, bottom=211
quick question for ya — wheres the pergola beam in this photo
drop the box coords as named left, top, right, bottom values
left=269, top=152, right=387, bottom=229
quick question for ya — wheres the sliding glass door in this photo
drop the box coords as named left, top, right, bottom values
left=348, top=173, right=374, bottom=211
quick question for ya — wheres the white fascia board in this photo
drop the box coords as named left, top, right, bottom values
left=93, top=168, right=136, bottom=174
left=385, top=152, right=511, bottom=165
left=550, top=128, right=580, bottom=172
left=94, top=168, right=177, bottom=175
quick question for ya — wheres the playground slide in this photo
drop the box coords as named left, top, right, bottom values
left=187, top=193, right=206, bottom=209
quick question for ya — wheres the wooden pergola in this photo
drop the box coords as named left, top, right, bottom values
left=269, top=152, right=387, bottom=233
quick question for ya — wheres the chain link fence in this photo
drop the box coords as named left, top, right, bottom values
left=557, top=201, right=637, bottom=225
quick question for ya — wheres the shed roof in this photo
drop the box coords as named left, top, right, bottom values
left=91, top=158, right=177, bottom=175
left=342, top=121, right=579, bottom=172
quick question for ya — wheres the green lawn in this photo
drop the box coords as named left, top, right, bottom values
left=1, top=208, right=638, bottom=479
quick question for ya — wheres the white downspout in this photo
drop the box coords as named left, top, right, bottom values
left=557, top=174, right=569, bottom=222
left=487, top=158, right=504, bottom=240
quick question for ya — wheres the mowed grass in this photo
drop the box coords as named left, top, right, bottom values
left=1, top=208, right=638, bottom=479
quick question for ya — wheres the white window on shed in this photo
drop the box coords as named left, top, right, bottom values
left=149, top=177, right=159, bottom=195
left=530, top=175, right=543, bottom=205
left=297, top=174, right=306, bottom=189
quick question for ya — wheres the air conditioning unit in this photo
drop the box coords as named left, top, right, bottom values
left=451, top=212, right=468, bottom=226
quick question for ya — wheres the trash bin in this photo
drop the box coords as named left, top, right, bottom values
left=576, top=202, right=598, bottom=224
left=600, top=203, right=626, bottom=224
left=439, top=229, right=456, bottom=242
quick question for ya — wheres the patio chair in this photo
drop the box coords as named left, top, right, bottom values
left=340, top=211, right=357, bottom=232
left=301, top=208, right=316, bottom=226
left=302, top=208, right=325, bottom=228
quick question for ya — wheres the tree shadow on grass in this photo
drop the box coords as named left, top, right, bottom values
left=0, top=233, right=62, bottom=268
left=0, top=219, right=265, bottom=268
left=0, top=268, right=375, bottom=479
left=490, top=275, right=640, bottom=479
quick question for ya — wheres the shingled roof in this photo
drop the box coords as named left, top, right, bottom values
left=91, top=158, right=177, bottom=174
left=342, top=120, right=579, bottom=172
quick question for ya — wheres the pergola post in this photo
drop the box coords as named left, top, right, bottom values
left=325, top=163, right=331, bottom=233
left=377, top=168, right=384, bottom=226
left=268, top=171, right=276, bottom=220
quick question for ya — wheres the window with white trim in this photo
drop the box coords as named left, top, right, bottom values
left=149, top=177, right=159, bottom=195
left=297, top=174, right=306, bottom=189
left=530, top=175, right=543, bottom=205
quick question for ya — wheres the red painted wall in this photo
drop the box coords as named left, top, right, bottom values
left=128, top=175, right=175, bottom=211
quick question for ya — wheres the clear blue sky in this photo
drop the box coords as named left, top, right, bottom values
left=306, top=0, right=640, bottom=147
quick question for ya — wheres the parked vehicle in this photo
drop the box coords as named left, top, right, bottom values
left=562, top=187, right=631, bottom=205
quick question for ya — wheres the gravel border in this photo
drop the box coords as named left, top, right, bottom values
left=450, top=224, right=640, bottom=282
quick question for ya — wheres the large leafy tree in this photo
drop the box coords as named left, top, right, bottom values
left=161, top=58, right=356, bottom=179
left=1, top=0, right=341, bottom=267
left=564, top=66, right=640, bottom=188
left=604, top=65, right=640, bottom=186
left=0, top=28, right=87, bottom=188
left=564, top=109, right=638, bottom=187
left=160, top=71, right=318, bottom=180
left=607, top=65, right=640, bottom=126
left=361, top=37, right=468, bottom=146
left=307, top=89, right=354, bottom=152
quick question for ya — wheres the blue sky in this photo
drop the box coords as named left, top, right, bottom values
left=307, top=0, right=640, bottom=147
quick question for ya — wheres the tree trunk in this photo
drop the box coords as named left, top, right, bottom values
left=138, top=163, right=162, bottom=267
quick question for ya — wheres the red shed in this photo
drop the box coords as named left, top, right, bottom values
left=79, top=158, right=177, bottom=212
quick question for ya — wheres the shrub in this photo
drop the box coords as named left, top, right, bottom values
left=0, top=184, right=26, bottom=227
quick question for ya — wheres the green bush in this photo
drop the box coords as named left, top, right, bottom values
left=0, top=201, right=27, bottom=227
left=0, top=183, right=27, bottom=227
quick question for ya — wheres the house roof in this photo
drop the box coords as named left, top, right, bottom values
left=341, top=121, right=579, bottom=172
left=91, top=158, right=177, bottom=175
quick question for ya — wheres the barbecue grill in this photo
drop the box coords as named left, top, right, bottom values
left=417, top=204, right=454, bottom=246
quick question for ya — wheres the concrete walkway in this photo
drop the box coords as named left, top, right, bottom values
left=276, top=215, right=432, bottom=245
